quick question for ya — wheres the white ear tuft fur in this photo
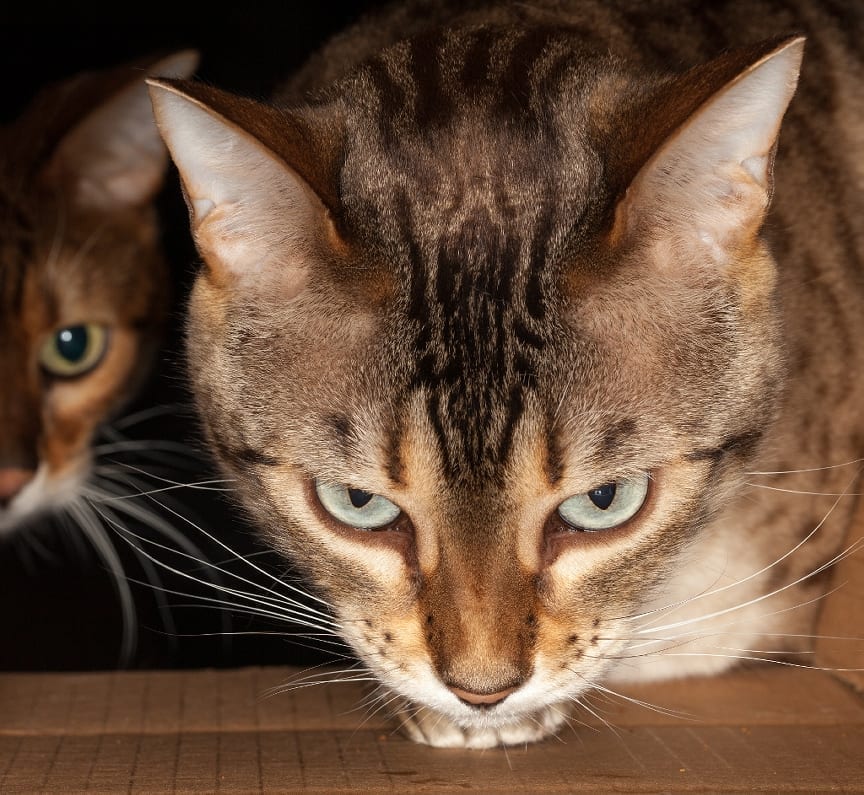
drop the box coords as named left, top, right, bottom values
left=48, top=50, right=199, bottom=211
left=620, top=38, right=804, bottom=263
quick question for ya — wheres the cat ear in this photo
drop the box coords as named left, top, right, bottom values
left=612, top=37, right=804, bottom=262
left=44, top=51, right=199, bottom=211
left=146, top=79, right=335, bottom=290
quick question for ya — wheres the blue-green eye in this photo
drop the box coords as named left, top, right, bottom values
left=314, top=481, right=402, bottom=530
left=39, top=324, right=108, bottom=377
left=557, top=474, right=649, bottom=532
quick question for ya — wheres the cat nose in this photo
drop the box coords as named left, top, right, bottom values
left=448, top=684, right=519, bottom=708
left=0, top=468, right=35, bottom=508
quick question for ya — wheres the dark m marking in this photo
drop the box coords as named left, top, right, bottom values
left=385, top=411, right=406, bottom=487
left=365, top=57, right=409, bottom=145
left=410, top=31, right=452, bottom=130
left=214, top=438, right=281, bottom=468
left=328, top=413, right=354, bottom=451
left=404, top=209, right=552, bottom=480
left=687, top=428, right=765, bottom=463
left=599, top=418, right=637, bottom=458
left=496, top=28, right=557, bottom=124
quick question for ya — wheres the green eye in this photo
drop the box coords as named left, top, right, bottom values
left=39, top=324, right=108, bottom=377
left=557, top=473, right=650, bottom=532
left=314, top=481, right=402, bottom=530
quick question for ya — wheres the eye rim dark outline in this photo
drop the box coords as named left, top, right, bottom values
left=38, top=323, right=110, bottom=379
left=555, top=473, right=651, bottom=534
left=312, top=479, right=405, bottom=532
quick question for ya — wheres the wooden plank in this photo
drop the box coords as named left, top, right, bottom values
left=2, top=665, right=863, bottom=792
left=5, top=724, right=863, bottom=793
left=2, top=666, right=860, bottom=735
left=603, top=665, right=864, bottom=727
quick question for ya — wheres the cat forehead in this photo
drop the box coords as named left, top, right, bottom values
left=339, top=117, right=603, bottom=246
left=326, top=27, right=622, bottom=272
left=338, top=23, right=617, bottom=130
left=337, top=30, right=610, bottom=204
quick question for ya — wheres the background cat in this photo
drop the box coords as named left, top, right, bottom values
left=0, top=51, right=206, bottom=665
left=0, top=9, right=386, bottom=672
left=0, top=51, right=200, bottom=534
left=150, top=0, right=863, bottom=748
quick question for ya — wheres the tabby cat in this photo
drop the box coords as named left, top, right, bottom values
left=0, top=51, right=197, bottom=660
left=149, top=0, right=863, bottom=748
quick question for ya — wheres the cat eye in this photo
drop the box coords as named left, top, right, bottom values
left=39, top=324, right=109, bottom=378
left=314, top=481, right=402, bottom=530
left=557, top=473, right=650, bottom=532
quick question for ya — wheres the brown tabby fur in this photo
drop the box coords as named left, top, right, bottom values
left=150, top=0, right=863, bottom=747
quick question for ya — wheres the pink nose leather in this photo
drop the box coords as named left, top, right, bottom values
left=448, top=685, right=518, bottom=706
left=0, top=468, right=34, bottom=507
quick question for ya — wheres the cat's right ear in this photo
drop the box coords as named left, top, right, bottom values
left=608, top=36, right=804, bottom=263
left=147, top=80, right=335, bottom=292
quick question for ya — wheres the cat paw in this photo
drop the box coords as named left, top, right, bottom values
left=396, top=703, right=569, bottom=749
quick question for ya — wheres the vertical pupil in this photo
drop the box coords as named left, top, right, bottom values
left=348, top=488, right=373, bottom=508
left=57, top=326, right=88, bottom=362
left=589, top=483, right=616, bottom=510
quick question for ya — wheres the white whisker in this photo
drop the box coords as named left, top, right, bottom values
left=93, top=471, right=233, bottom=495
left=747, top=457, right=864, bottom=476
left=661, top=652, right=864, bottom=672
left=638, top=534, right=863, bottom=637
left=68, top=501, right=137, bottom=666
left=264, top=672, right=379, bottom=697
left=110, top=403, right=195, bottom=429
left=630, top=582, right=848, bottom=653
left=570, top=693, right=619, bottom=737
left=635, top=467, right=862, bottom=633
left=744, top=482, right=861, bottom=497
left=111, top=567, right=333, bottom=632
left=120, top=490, right=334, bottom=611
left=91, top=503, right=338, bottom=632
left=93, top=475, right=305, bottom=607
left=93, top=440, right=201, bottom=459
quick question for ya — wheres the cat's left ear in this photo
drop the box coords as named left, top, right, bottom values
left=43, top=51, right=199, bottom=211
left=611, top=36, right=804, bottom=261
left=146, top=79, right=342, bottom=291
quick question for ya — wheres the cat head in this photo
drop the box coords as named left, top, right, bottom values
left=150, top=32, right=801, bottom=740
left=0, top=51, right=198, bottom=536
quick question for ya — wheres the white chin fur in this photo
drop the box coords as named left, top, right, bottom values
left=0, top=462, right=87, bottom=536
left=367, top=662, right=586, bottom=749
left=396, top=697, right=571, bottom=749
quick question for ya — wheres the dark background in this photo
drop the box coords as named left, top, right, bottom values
left=0, top=5, right=388, bottom=672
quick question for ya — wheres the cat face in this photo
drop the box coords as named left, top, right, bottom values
left=151, top=31, right=801, bottom=746
left=0, top=52, right=197, bottom=536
